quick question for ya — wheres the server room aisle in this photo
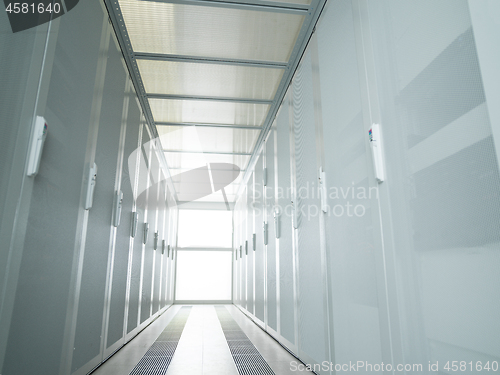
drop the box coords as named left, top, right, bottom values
left=92, top=305, right=311, bottom=375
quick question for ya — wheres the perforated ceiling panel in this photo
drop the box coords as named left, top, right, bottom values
left=119, top=0, right=304, bottom=62
left=137, top=60, right=284, bottom=100
left=149, top=99, right=270, bottom=127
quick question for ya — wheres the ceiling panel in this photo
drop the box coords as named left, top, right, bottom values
left=137, top=60, right=285, bottom=100
left=157, top=125, right=260, bottom=154
left=119, top=0, right=305, bottom=62
left=150, top=98, right=269, bottom=126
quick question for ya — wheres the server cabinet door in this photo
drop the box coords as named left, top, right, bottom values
left=291, top=50, right=329, bottom=367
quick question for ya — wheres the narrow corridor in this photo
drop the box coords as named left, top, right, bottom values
left=92, top=306, right=312, bottom=375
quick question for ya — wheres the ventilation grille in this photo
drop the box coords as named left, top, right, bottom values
left=215, top=306, right=275, bottom=375
left=129, top=306, right=191, bottom=375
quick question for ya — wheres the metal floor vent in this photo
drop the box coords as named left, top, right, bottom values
left=129, top=306, right=192, bottom=375
left=215, top=307, right=275, bottom=375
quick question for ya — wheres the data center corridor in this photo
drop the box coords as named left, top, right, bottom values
left=1, top=0, right=500, bottom=375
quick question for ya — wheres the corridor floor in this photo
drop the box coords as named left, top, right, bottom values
left=92, top=305, right=313, bottom=375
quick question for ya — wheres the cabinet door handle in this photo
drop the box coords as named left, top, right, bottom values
left=143, top=223, right=149, bottom=244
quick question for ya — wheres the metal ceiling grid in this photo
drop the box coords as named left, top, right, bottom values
left=103, top=0, right=328, bottom=204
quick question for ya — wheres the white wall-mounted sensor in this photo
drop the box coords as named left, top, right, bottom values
left=369, top=124, right=385, bottom=182
left=27, top=116, right=48, bottom=177
left=85, top=163, right=98, bottom=210
left=112, top=190, right=123, bottom=227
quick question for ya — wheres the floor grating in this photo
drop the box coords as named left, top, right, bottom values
left=215, top=306, right=275, bottom=375
left=128, top=306, right=191, bottom=375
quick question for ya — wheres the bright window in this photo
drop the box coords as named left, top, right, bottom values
left=175, top=251, right=232, bottom=301
left=177, top=209, right=232, bottom=248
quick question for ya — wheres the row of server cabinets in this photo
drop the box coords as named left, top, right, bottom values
left=232, top=0, right=500, bottom=374
left=0, top=2, right=179, bottom=375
